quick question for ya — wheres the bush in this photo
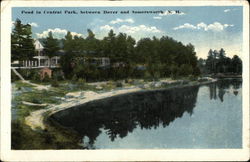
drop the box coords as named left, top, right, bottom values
left=144, top=71, right=152, bottom=81
left=42, top=73, right=51, bottom=82
left=116, top=82, right=123, bottom=87
left=52, top=70, right=64, bottom=81
left=188, top=75, right=198, bottom=81
left=31, top=71, right=41, bottom=81
left=51, top=79, right=59, bottom=87
left=11, top=70, right=19, bottom=82
left=31, top=98, right=42, bottom=104
left=78, top=78, right=86, bottom=84
left=77, top=78, right=86, bottom=89
left=71, top=74, right=78, bottom=83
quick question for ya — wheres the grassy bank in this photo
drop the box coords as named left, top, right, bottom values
left=11, top=77, right=213, bottom=149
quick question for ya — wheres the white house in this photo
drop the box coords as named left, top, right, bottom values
left=89, top=57, right=110, bottom=67
left=20, top=39, right=60, bottom=68
left=13, top=39, right=111, bottom=69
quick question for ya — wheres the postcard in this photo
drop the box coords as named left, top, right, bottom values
left=1, top=0, right=249, bottom=161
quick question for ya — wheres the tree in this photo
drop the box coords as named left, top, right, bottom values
left=11, top=19, right=35, bottom=62
left=204, top=48, right=242, bottom=75
left=102, top=29, right=116, bottom=59
left=217, top=48, right=227, bottom=73
left=218, top=48, right=226, bottom=59
left=43, top=31, right=60, bottom=67
left=85, top=29, right=100, bottom=55
left=231, top=55, right=242, bottom=74
left=61, top=31, right=76, bottom=78
left=58, top=28, right=201, bottom=80
left=206, top=49, right=216, bottom=73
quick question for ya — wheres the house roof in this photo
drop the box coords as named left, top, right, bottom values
left=34, top=39, right=44, bottom=50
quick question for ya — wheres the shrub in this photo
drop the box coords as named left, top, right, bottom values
left=42, top=73, right=51, bottom=82
left=188, top=75, right=198, bottom=81
left=31, top=98, right=42, bottom=104
left=71, top=74, right=78, bottom=83
left=11, top=70, right=19, bottom=82
left=144, top=71, right=152, bottom=81
left=77, top=78, right=86, bottom=89
left=31, top=71, right=41, bottom=81
left=51, top=79, right=59, bottom=87
left=52, top=70, right=64, bottom=81
left=116, top=82, right=123, bottom=87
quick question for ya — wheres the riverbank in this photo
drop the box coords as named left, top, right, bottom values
left=24, top=78, right=217, bottom=130
left=12, top=77, right=217, bottom=149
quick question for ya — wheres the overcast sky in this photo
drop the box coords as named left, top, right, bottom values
left=12, top=6, right=243, bottom=59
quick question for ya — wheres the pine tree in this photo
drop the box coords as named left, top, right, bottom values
left=43, top=31, right=60, bottom=67
left=61, top=31, right=76, bottom=78
left=22, top=24, right=35, bottom=59
left=11, top=19, right=35, bottom=62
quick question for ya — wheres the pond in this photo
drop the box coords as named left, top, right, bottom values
left=50, top=79, right=242, bottom=149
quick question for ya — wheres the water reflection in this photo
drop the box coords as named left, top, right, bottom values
left=51, top=86, right=199, bottom=149
left=51, top=80, right=242, bottom=149
left=208, top=79, right=242, bottom=102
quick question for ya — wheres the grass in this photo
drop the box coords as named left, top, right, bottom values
left=14, top=80, right=35, bottom=89
left=11, top=76, right=202, bottom=149
left=12, top=78, right=110, bottom=149
left=12, top=80, right=85, bottom=149
left=12, top=118, right=81, bottom=149
left=15, top=89, right=64, bottom=104
left=12, top=101, right=82, bottom=149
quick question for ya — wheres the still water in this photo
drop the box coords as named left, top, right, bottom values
left=51, top=79, right=242, bottom=149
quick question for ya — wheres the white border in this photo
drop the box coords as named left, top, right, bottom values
left=1, top=1, right=249, bottom=161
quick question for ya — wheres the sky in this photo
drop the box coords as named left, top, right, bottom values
left=12, top=6, right=243, bottom=59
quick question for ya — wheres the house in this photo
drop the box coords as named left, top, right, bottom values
left=72, top=56, right=110, bottom=68
left=13, top=39, right=111, bottom=69
left=32, top=39, right=60, bottom=67
left=19, top=39, right=60, bottom=68
left=112, top=62, right=126, bottom=68
left=88, top=57, right=110, bottom=67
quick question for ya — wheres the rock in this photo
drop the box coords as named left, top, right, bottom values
left=83, top=91, right=98, bottom=98
left=150, top=82, right=162, bottom=88
left=154, top=82, right=162, bottom=88
left=139, top=84, right=150, bottom=89
left=22, top=101, right=47, bottom=107
left=65, top=92, right=83, bottom=98
left=96, top=85, right=103, bottom=90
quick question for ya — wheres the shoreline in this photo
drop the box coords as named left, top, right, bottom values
left=24, top=78, right=217, bottom=130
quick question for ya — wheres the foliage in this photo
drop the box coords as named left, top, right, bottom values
left=11, top=19, right=35, bottom=62
left=42, top=73, right=51, bottom=82
left=11, top=24, right=202, bottom=81
left=43, top=32, right=60, bottom=67
left=52, top=69, right=64, bottom=81
left=201, top=48, right=242, bottom=75
left=58, top=30, right=200, bottom=81
left=11, top=117, right=81, bottom=149
left=115, top=81, right=123, bottom=87
left=51, top=79, right=59, bottom=87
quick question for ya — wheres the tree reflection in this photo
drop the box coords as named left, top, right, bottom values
left=208, top=79, right=242, bottom=102
left=51, top=86, right=200, bottom=149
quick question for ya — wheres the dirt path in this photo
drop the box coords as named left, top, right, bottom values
left=24, top=78, right=217, bottom=130
left=22, top=80, right=50, bottom=90
left=25, top=87, right=142, bottom=130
